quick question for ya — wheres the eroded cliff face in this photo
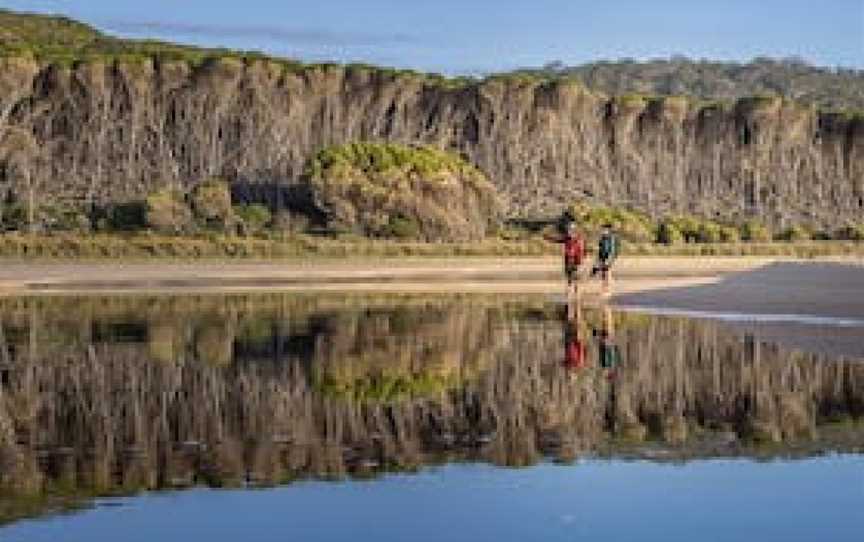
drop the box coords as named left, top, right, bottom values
left=0, top=57, right=862, bottom=225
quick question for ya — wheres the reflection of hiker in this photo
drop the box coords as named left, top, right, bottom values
left=563, top=296, right=586, bottom=371
left=546, top=212, right=586, bottom=298
left=593, top=307, right=621, bottom=376
left=591, top=224, right=619, bottom=294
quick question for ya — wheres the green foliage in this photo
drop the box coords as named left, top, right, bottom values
left=313, top=372, right=457, bottom=403
left=776, top=225, right=811, bottom=242
left=567, top=203, right=654, bottom=242
left=511, top=56, right=864, bottom=111
left=305, top=142, right=485, bottom=182
left=107, top=202, right=147, bottom=231
left=234, top=204, right=272, bottom=235
left=145, top=188, right=192, bottom=234
left=383, top=215, right=421, bottom=239
left=740, top=220, right=773, bottom=242
left=719, top=226, right=741, bottom=243
left=3, top=10, right=863, bottom=111
left=39, top=205, right=91, bottom=233
left=0, top=203, right=27, bottom=231
left=0, top=233, right=860, bottom=260
left=657, top=221, right=684, bottom=245
left=191, top=178, right=233, bottom=231
left=653, top=215, right=731, bottom=244
left=305, top=142, right=501, bottom=242
left=696, top=221, right=723, bottom=243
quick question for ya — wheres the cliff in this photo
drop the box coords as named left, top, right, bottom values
left=0, top=13, right=862, bottom=227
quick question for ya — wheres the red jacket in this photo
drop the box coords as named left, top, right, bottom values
left=564, top=339, right=586, bottom=370
left=563, top=234, right=585, bottom=266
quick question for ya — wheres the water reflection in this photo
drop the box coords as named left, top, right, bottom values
left=0, top=293, right=862, bottom=524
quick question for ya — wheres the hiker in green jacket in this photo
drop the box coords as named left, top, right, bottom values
left=592, top=223, right=619, bottom=294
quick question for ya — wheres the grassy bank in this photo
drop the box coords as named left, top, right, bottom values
left=0, top=233, right=862, bottom=260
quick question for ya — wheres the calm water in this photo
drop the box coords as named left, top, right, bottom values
left=0, top=293, right=862, bottom=541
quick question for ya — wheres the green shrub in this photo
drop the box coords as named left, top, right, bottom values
left=305, top=142, right=501, bottom=242
left=697, top=222, right=723, bottom=243
left=776, top=225, right=811, bottom=242
left=672, top=216, right=702, bottom=242
left=383, top=215, right=421, bottom=239
left=191, top=178, right=234, bottom=230
left=657, top=222, right=684, bottom=245
left=719, top=226, right=741, bottom=243
left=0, top=204, right=27, bottom=231
left=146, top=189, right=193, bottom=234
left=741, top=220, right=772, bottom=242
left=108, top=202, right=147, bottom=231
left=568, top=203, right=654, bottom=241
left=234, top=204, right=272, bottom=235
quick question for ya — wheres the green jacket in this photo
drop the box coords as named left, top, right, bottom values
left=598, top=232, right=618, bottom=262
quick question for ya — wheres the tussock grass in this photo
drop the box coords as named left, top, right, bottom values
left=0, top=233, right=861, bottom=260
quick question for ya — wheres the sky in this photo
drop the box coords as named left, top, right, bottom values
left=2, top=0, right=862, bottom=74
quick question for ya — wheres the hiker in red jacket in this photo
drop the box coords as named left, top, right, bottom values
left=547, top=216, right=586, bottom=299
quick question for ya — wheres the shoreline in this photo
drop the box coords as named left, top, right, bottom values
left=1, top=256, right=859, bottom=362
left=0, top=256, right=861, bottom=321
left=0, top=256, right=778, bottom=299
left=0, top=256, right=817, bottom=292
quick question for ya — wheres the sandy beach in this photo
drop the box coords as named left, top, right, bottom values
left=0, top=256, right=799, bottom=293
left=0, top=258, right=859, bottom=313
left=2, top=256, right=861, bottom=358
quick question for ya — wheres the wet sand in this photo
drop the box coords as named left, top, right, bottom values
left=0, top=256, right=861, bottom=357
left=0, top=257, right=860, bottom=313
left=0, top=256, right=783, bottom=294
left=615, top=261, right=864, bottom=320
left=615, top=261, right=864, bottom=359
left=0, top=258, right=859, bottom=310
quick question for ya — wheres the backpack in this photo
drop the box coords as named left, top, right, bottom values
left=599, top=232, right=617, bottom=261
left=557, top=211, right=575, bottom=235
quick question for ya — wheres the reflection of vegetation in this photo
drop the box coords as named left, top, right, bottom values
left=308, top=305, right=506, bottom=402
left=1, top=292, right=863, bottom=526
left=314, top=372, right=459, bottom=402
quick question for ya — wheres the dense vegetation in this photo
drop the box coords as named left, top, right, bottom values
left=0, top=9, right=426, bottom=78
left=0, top=9, right=284, bottom=67
left=557, top=202, right=864, bottom=245
left=512, top=57, right=864, bottom=111
left=0, top=147, right=862, bottom=259
left=0, top=144, right=861, bottom=259
left=2, top=10, right=863, bottom=112
left=0, top=141, right=502, bottom=244
left=305, top=143, right=501, bottom=241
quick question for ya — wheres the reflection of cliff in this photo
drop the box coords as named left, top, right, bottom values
left=0, top=295, right=863, bottom=524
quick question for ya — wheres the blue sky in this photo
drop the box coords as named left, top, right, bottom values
left=2, top=0, right=862, bottom=73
